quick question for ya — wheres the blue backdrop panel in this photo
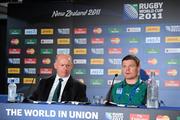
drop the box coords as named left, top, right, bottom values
left=6, top=0, right=180, bottom=107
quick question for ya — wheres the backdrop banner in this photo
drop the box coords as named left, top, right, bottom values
left=7, top=0, right=180, bottom=107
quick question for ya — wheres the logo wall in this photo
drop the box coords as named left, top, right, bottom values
left=6, top=1, right=180, bottom=106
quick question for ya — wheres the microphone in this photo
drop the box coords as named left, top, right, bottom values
left=159, top=100, right=166, bottom=107
left=105, top=74, right=118, bottom=105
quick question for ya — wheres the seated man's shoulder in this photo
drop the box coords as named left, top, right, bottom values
left=39, top=75, right=55, bottom=83
left=140, top=80, right=148, bottom=89
left=73, top=78, right=86, bottom=86
left=141, top=80, right=148, bottom=85
left=113, top=81, right=122, bottom=87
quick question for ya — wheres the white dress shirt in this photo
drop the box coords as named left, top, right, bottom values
left=47, top=74, right=70, bottom=102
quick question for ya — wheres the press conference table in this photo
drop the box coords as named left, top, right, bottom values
left=0, top=101, right=180, bottom=120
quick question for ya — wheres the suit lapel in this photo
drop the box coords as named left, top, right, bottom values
left=61, top=76, right=74, bottom=101
left=43, top=75, right=56, bottom=100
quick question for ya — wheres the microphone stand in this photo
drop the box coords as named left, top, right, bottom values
left=105, top=74, right=118, bottom=105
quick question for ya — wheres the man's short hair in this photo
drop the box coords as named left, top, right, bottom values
left=122, top=54, right=140, bottom=66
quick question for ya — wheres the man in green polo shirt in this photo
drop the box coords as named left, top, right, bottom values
left=111, top=54, right=147, bottom=106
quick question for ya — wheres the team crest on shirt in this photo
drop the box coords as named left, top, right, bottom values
left=116, top=88, right=123, bottom=94
left=136, top=88, right=140, bottom=93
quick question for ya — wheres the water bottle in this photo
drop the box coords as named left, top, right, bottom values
left=8, top=79, right=17, bottom=102
left=146, top=71, right=159, bottom=108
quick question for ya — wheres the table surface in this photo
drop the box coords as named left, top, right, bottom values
left=0, top=101, right=180, bottom=120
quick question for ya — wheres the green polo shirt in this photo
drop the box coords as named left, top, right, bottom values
left=111, top=79, right=147, bottom=106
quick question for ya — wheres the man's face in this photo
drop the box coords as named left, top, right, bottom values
left=54, top=55, right=73, bottom=77
left=122, top=59, right=140, bottom=80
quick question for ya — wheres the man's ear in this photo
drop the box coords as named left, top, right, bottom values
left=138, top=64, right=141, bottom=70
left=138, top=65, right=141, bottom=75
left=54, top=62, right=57, bottom=69
left=71, top=63, right=74, bottom=68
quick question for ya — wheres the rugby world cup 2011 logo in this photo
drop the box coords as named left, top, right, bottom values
left=124, top=4, right=138, bottom=19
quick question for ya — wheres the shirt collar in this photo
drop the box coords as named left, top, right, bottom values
left=124, top=77, right=141, bottom=86
left=55, top=74, right=70, bottom=82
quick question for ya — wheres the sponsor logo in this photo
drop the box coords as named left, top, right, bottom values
left=146, top=70, right=160, bottom=76
left=146, top=48, right=160, bottom=54
left=9, top=29, right=21, bottom=35
left=57, top=48, right=70, bottom=54
left=108, top=48, right=122, bottom=54
left=73, top=69, right=86, bottom=75
left=107, top=79, right=121, bottom=85
left=57, top=28, right=70, bottom=34
left=40, top=68, right=53, bottom=74
left=165, top=80, right=180, bottom=87
left=24, top=68, right=36, bottom=74
left=8, top=58, right=20, bottom=64
left=8, top=68, right=20, bottom=74
left=73, top=59, right=87, bottom=64
left=24, top=38, right=37, bottom=44
left=146, top=37, right=161, bottom=43
left=74, top=38, right=87, bottom=44
left=129, top=48, right=138, bottom=54
left=93, top=27, right=102, bottom=34
left=91, top=48, right=104, bottom=54
left=23, top=78, right=36, bottom=84
left=90, top=69, right=104, bottom=75
left=166, top=59, right=180, bottom=65
left=132, top=2, right=164, bottom=20
left=126, top=27, right=141, bottom=32
left=165, top=48, right=180, bottom=53
left=108, top=27, right=123, bottom=33
left=41, top=39, right=54, bottom=44
left=24, top=58, right=37, bottom=64
left=41, top=28, right=54, bottom=35
left=145, top=26, right=160, bottom=32
left=105, top=112, right=124, bottom=120
left=74, top=28, right=87, bottom=34
left=165, top=36, right=180, bottom=43
left=74, top=48, right=87, bottom=55
left=42, top=58, right=51, bottom=64
left=130, top=113, right=150, bottom=120
left=24, top=29, right=37, bottom=35
left=57, top=38, right=70, bottom=44
left=7, top=77, right=20, bottom=84
left=126, top=37, right=140, bottom=43
left=8, top=48, right=21, bottom=54
left=40, top=48, right=53, bottom=54
left=110, top=38, right=120, bottom=44
left=90, top=58, right=104, bottom=65
left=165, top=25, right=180, bottom=32
left=108, top=58, right=122, bottom=65
left=10, top=38, right=20, bottom=45
left=26, top=48, right=35, bottom=55
left=90, top=79, right=104, bottom=85
left=108, top=69, right=121, bottom=75
left=156, top=115, right=170, bottom=120
left=124, top=4, right=138, bottom=19
left=148, top=58, right=158, bottom=65
left=91, top=38, right=104, bottom=44
left=167, top=69, right=177, bottom=76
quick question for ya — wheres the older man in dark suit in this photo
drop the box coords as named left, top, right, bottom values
left=28, top=54, right=88, bottom=102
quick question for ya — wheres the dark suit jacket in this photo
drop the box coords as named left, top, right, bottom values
left=29, top=75, right=88, bottom=102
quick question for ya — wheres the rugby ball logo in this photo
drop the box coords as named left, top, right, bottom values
left=124, top=4, right=138, bottom=19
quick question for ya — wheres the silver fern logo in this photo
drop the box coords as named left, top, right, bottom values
left=124, top=4, right=138, bottom=19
